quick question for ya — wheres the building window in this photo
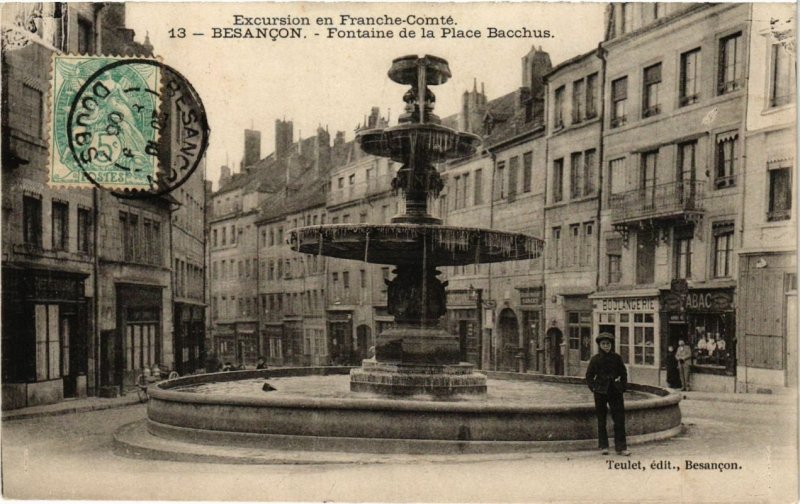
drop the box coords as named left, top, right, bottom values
left=769, top=42, right=796, bottom=107
left=611, top=77, right=627, bottom=128
left=642, top=63, right=662, bottom=117
left=570, top=152, right=583, bottom=199
left=348, top=174, right=355, bottom=185
left=680, top=48, right=701, bottom=106
left=583, top=221, right=594, bottom=267
left=718, top=32, right=743, bottom=95
left=342, top=271, right=350, bottom=290
left=554, top=86, right=565, bottom=128
left=768, top=166, right=792, bottom=221
left=715, top=132, right=738, bottom=188
left=572, top=79, right=584, bottom=123
left=678, top=141, right=698, bottom=203
left=77, top=16, right=94, bottom=54
left=585, top=73, right=598, bottom=118
left=507, top=156, right=518, bottom=201
left=221, top=227, right=227, bottom=246
left=640, top=150, right=658, bottom=205
left=23, top=195, right=42, bottom=248
left=20, top=85, right=44, bottom=139
left=212, top=229, right=218, bottom=247
left=77, top=207, right=91, bottom=254
left=583, top=149, right=596, bottom=196
left=713, top=222, right=734, bottom=278
left=496, top=161, right=506, bottom=200
left=522, top=152, right=533, bottom=194
left=568, top=311, right=592, bottom=361
left=474, top=168, right=483, bottom=205
left=552, top=158, right=564, bottom=203
left=607, top=238, right=622, bottom=284
left=608, top=158, right=626, bottom=198
left=569, top=224, right=580, bottom=266
left=551, top=227, right=562, bottom=268
left=452, top=175, right=461, bottom=210
left=620, top=3, right=633, bottom=34
left=673, top=226, right=694, bottom=280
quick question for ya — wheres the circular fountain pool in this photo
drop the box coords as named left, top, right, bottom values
left=143, top=367, right=681, bottom=455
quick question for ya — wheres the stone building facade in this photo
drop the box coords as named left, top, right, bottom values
left=0, top=3, right=193, bottom=407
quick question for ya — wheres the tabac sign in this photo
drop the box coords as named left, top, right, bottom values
left=661, top=288, right=734, bottom=313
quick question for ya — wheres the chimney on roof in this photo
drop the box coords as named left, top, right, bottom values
left=521, top=45, right=552, bottom=98
left=219, top=165, right=231, bottom=187
left=243, top=129, right=261, bottom=169
left=275, top=118, right=293, bottom=160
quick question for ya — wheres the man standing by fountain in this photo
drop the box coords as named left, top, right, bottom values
left=586, top=332, right=630, bottom=456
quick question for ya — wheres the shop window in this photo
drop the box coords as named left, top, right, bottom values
left=572, top=78, right=584, bottom=123
left=585, top=73, right=598, bottom=118
left=769, top=42, right=796, bottom=107
left=713, top=222, right=734, bottom=278
left=552, top=158, right=564, bottom=203
left=554, top=85, right=565, bottom=128
left=642, top=63, right=662, bottom=117
left=35, top=305, right=61, bottom=381
left=23, top=194, right=43, bottom=248
left=717, top=32, right=743, bottom=95
left=715, top=132, right=738, bottom=188
left=568, top=311, right=592, bottom=361
left=680, top=48, right=701, bottom=106
left=673, top=226, right=694, bottom=280
left=617, top=312, right=655, bottom=366
left=768, top=166, right=792, bottom=221
left=611, top=77, right=627, bottom=128
left=689, top=314, right=734, bottom=370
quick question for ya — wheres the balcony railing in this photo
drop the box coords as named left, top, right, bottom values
left=609, top=180, right=705, bottom=224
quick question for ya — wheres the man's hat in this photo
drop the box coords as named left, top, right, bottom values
left=595, top=332, right=615, bottom=344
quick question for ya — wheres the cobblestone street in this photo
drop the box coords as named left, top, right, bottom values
left=2, top=396, right=796, bottom=502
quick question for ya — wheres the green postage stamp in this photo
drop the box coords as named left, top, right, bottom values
left=49, top=55, right=161, bottom=189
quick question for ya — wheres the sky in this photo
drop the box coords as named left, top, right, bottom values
left=126, top=2, right=606, bottom=189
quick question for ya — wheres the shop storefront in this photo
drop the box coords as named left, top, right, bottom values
left=262, top=324, right=284, bottom=365
left=214, top=324, right=236, bottom=367
left=564, top=294, right=592, bottom=376
left=236, top=322, right=259, bottom=367
left=446, top=289, right=482, bottom=367
left=173, top=303, right=205, bottom=375
left=591, top=292, right=661, bottom=385
left=327, top=310, right=354, bottom=365
left=113, top=284, right=163, bottom=389
left=2, top=268, right=90, bottom=409
left=661, top=282, right=736, bottom=390
left=518, top=287, right=543, bottom=373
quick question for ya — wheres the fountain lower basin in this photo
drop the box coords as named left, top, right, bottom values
left=145, top=367, right=682, bottom=454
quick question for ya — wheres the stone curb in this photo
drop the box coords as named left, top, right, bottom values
left=2, top=396, right=144, bottom=422
left=679, top=392, right=797, bottom=405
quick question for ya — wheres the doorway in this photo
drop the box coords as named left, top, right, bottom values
left=496, top=308, right=519, bottom=371
left=546, top=327, right=564, bottom=375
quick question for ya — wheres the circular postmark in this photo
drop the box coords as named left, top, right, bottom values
left=65, top=58, right=209, bottom=199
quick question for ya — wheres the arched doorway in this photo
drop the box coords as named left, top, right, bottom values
left=496, top=308, right=519, bottom=371
left=356, top=325, right=372, bottom=362
left=546, top=327, right=565, bottom=375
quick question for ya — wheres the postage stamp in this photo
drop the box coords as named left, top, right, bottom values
left=49, top=55, right=161, bottom=189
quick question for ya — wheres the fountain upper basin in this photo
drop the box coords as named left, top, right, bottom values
left=289, top=223, right=544, bottom=266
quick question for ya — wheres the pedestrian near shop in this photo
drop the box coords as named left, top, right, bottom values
left=665, top=345, right=682, bottom=389
left=585, top=332, right=630, bottom=456
left=675, top=339, right=693, bottom=391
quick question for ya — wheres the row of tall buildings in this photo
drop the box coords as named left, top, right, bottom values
left=209, top=2, right=796, bottom=393
left=1, top=3, right=207, bottom=408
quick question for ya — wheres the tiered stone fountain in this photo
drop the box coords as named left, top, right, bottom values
left=291, top=55, right=542, bottom=396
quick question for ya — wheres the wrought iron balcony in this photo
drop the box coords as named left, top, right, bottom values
left=609, top=180, right=705, bottom=225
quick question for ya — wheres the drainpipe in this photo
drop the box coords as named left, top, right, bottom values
left=595, top=45, right=608, bottom=290
left=92, top=187, right=100, bottom=396
left=168, top=201, right=176, bottom=371
left=735, top=3, right=754, bottom=393
left=485, top=149, right=497, bottom=371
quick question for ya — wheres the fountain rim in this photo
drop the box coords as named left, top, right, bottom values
left=150, top=368, right=680, bottom=415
